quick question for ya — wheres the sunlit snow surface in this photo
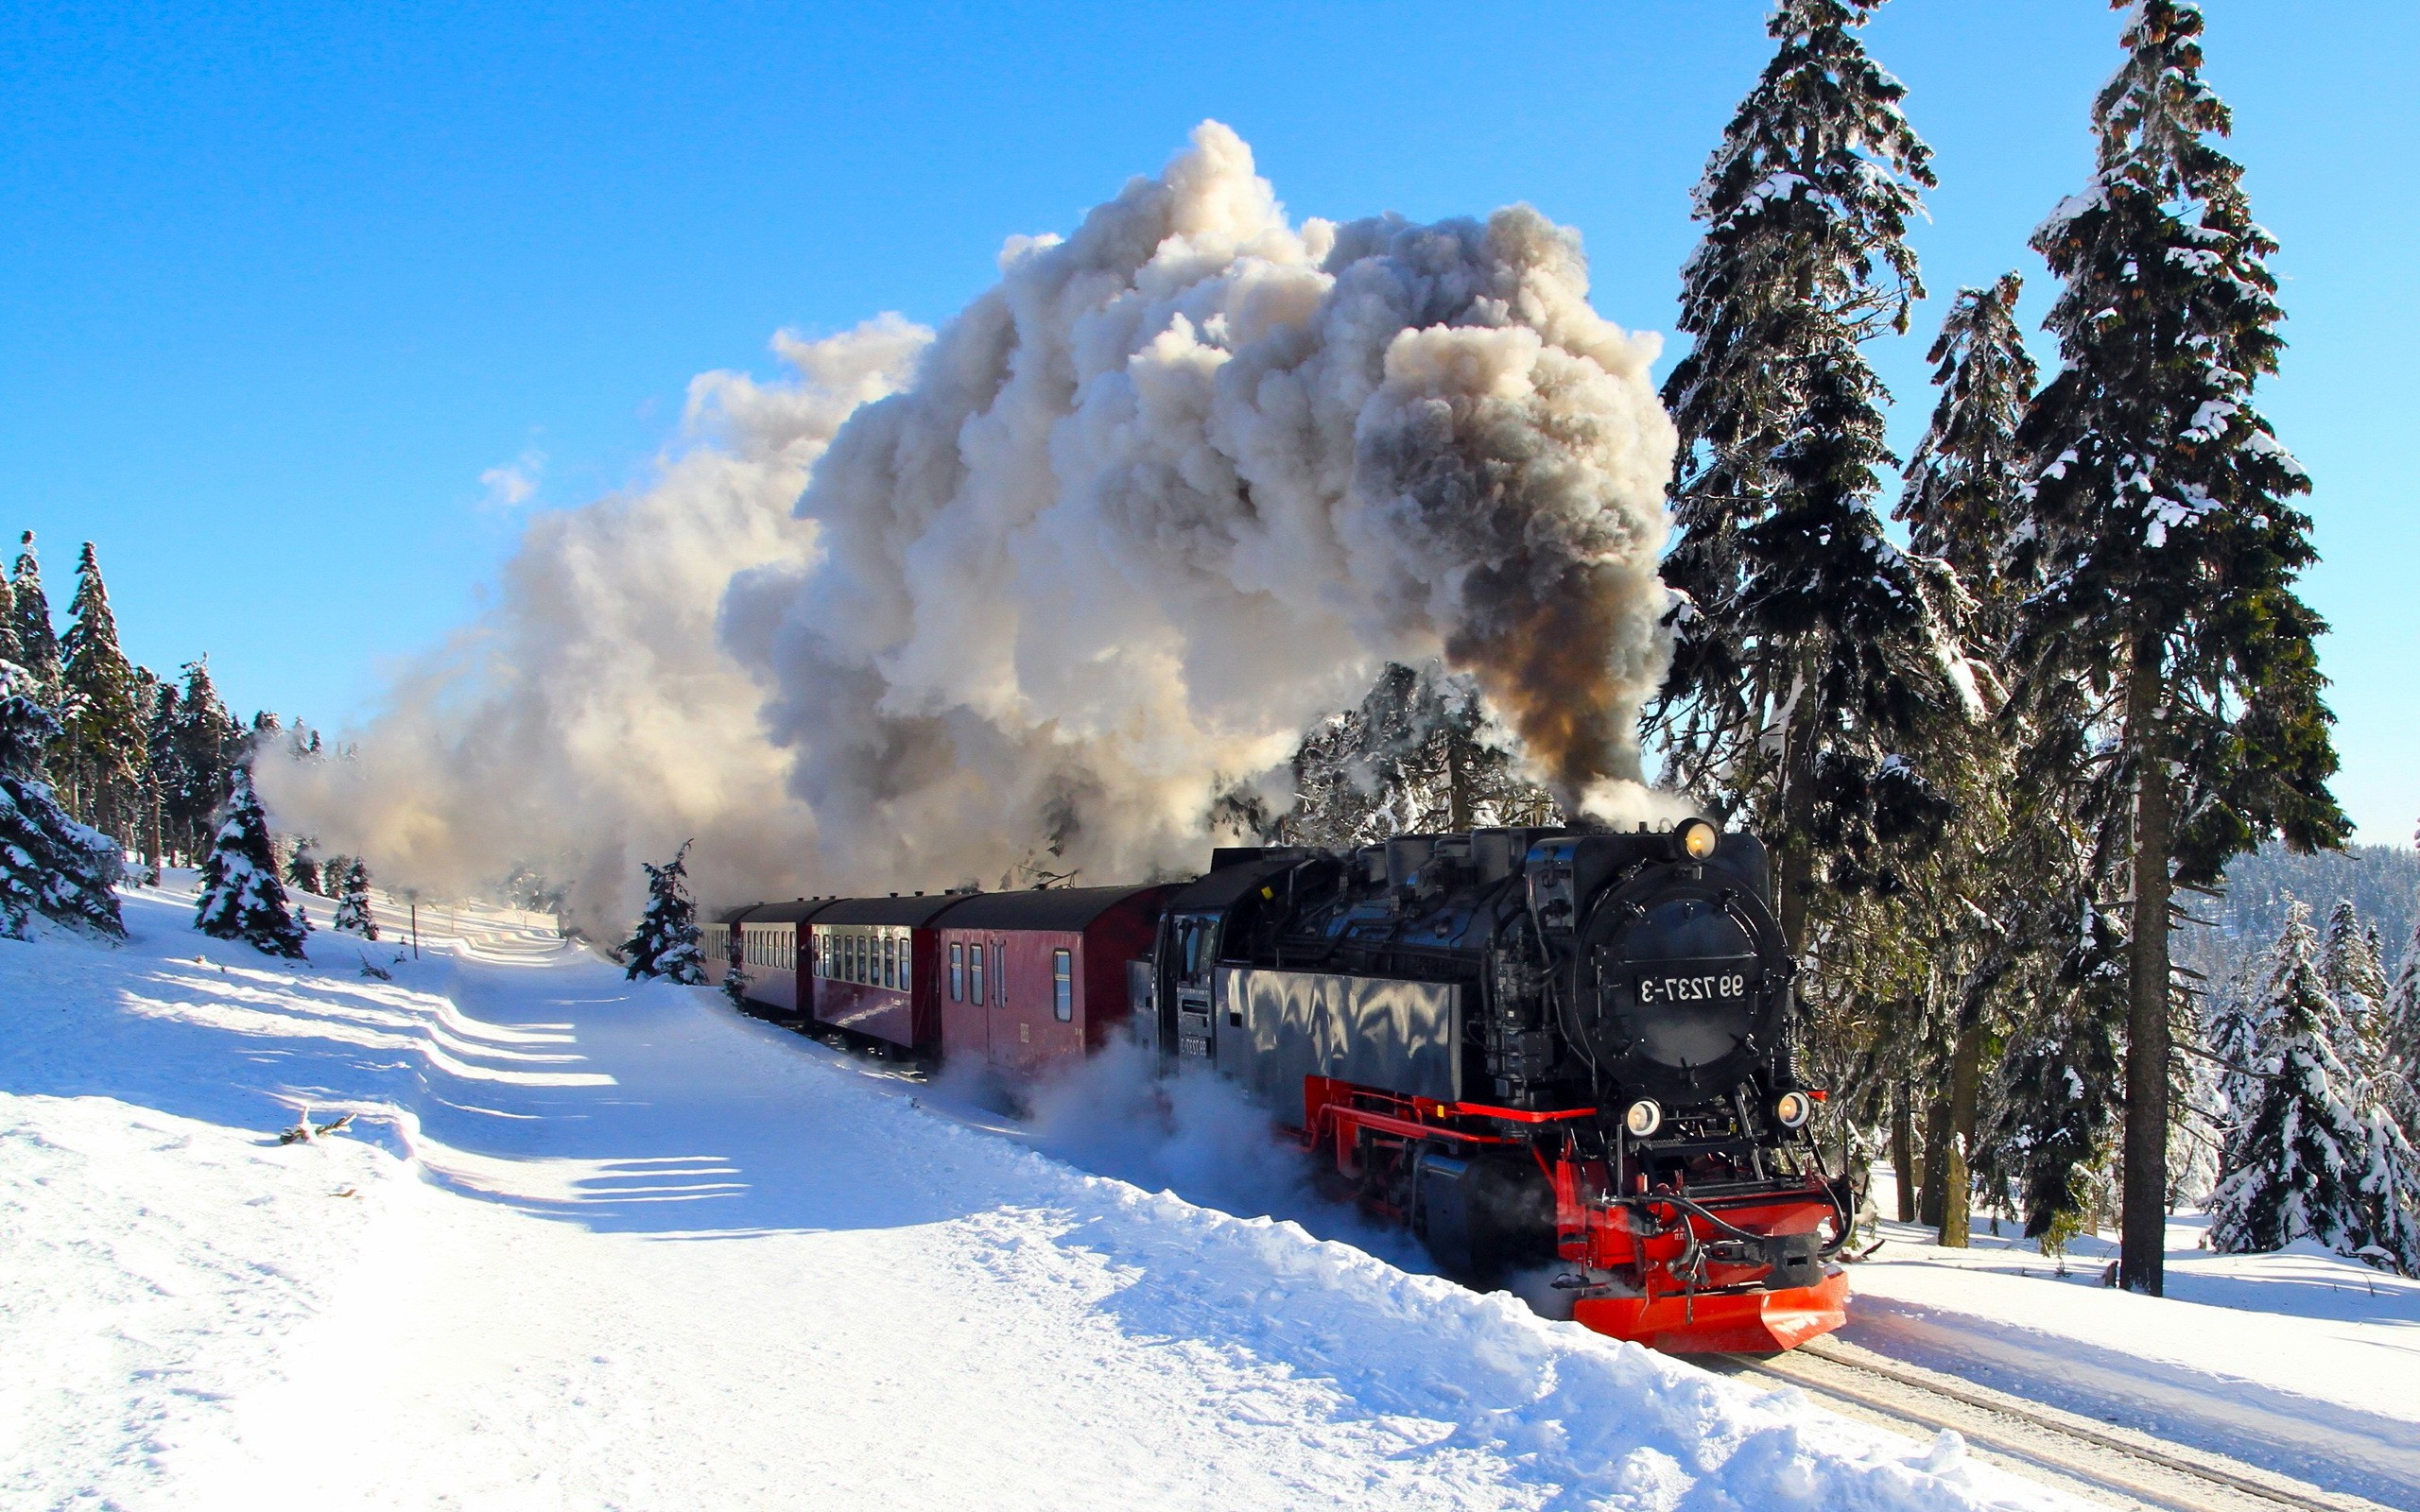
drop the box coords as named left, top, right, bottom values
left=6, top=880, right=2085, bottom=1510
left=1849, top=1173, right=2420, bottom=1505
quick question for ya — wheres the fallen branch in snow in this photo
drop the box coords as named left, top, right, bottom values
left=278, top=1110, right=355, bottom=1145
left=358, top=954, right=392, bottom=981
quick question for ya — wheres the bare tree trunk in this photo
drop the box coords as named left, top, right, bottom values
left=1940, top=1015, right=1983, bottom=1247
left=1920, top=1089, right=1950, bottom=1231
left=2119, top=632, right=2172, bottom=1296
left=1891, top=1092, right=1920, bottom=1224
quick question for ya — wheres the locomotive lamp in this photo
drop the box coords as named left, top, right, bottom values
left=1623, top=1098, right=1664, bottom=1138
left=1675, top=817, right=1718, bottom=860
left=1773, top=1091, right=1812, bottom=1128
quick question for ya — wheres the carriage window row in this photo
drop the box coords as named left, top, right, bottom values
left=728, top=927, right=794, bottom=971
left=810, top=925, right=911, bottom=992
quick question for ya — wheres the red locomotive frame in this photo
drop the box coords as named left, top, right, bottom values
left=1302, top=1077, right=1848, bottom=1353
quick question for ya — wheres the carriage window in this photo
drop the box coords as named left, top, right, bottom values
left=949, top=940, right=963, bottom=1001
left=1053, top=949, right=1073, bottom=1022
left=970, top=943, right=985, bottom=1005
left=854, top=932, right=866, bottom=984
left=882, top=933, right=896, bottom=989
left=896, top=930, right=910, bottom=993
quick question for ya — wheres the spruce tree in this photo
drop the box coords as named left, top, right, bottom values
left=164, top=662, right=241, bottom=863
left=621, top=841, right=704, bottom=984
left=194, top=765, right=307, bottom=958
left=2387, top=852, right=2420, bottom=1131
left=59, top=543, right=146, bottom=841
left=333, top=859, right=379, bottom=939
left=1653, top=0, right=1968, bottom=954
left=0, top=566, right=15, bottom=668
left=0, top=661, right=126, bottom=939
left=2209, top=904, right=2408, bottom=1267
left=8, top=534, right=61, bottom=706
left=2012, top=0, right=2347, bottom=1295
left=285, top=837, right=324, bottom=897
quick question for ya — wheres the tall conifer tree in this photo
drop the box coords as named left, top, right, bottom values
left=164, top=662, right=242, bottom=862
left=1655, top=0, right=1969, bottom=954
left=59, top=543, right=146, bottom=840
left=9, top=533, right=61, bottom=706
left=2012, top=0, right=2346, bottom=1295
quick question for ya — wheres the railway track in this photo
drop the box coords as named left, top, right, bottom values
left=1708, top=1336, right=2394, bottom=1512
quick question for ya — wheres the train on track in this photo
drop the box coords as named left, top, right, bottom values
left=706, top=817, right=1852, bottom=1353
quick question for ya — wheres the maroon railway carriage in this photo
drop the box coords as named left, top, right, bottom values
left=933, top=885, right=1176, bottom=1078
left=805, top=894, right=971, bottom=1052
left=704, top=900, right=841, bottom=1019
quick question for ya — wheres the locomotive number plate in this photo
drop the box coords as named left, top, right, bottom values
left=1634, top=970, right=1750, bottom=1005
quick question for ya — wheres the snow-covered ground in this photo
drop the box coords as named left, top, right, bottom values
left=6, top=880, right=2086, bottom=1511
left=1844, top=1177, right=2420, bottom=1506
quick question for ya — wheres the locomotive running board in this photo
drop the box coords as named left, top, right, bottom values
left=1571, top=1269, right=1849, bottom=1354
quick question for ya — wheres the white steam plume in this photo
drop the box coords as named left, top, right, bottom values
left=259, top=317, right=930, bottom=927
left=267, top=123, right=1679, bottom=928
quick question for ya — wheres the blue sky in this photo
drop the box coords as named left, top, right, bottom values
left=3, top=0, right=2411, bottom=843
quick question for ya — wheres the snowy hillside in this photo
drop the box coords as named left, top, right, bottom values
left=5, top=881, right=2085, bottom=1511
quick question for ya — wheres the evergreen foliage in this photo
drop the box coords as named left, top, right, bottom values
left=284, top=837, right=324, bottom=898
left=194, top=765, right=307, bottom=958
left=1271, top=664, right=1558, bottom=850
left=8, top=533, right=61, bottom=705
left=1652, top=0, right=1969, bottom=953
left=1897, top=272, right=2038, bottom=625
left=0, top=567, right=14, bottom=667
left=2388, top=874, right=2420, bottom=1133
left=2209, top=904, right=2416, bottom=1271
left=622, top=841, right=704, bottom=984
left=159, top=662, right=243, bottom=864
left=0, top=660, right=126, bottom=939
left=58, top=542, right=147, bottom=842
left=333, top=859, right=379, bottom=939
left=2011, top=0, right=2346, bottom=1294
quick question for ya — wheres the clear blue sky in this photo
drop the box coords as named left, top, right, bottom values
left=4, top=1, right=2411, bottom=844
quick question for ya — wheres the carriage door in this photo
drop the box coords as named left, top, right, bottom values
left=987, top=934, right=1016, bottom=1067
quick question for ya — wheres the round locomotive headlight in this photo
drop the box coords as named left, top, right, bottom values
left=1676, top=817, right=1719, bottom=860
left=1773, top=1091, right=1812, bottom=1128
left=1623, top=1099, right=1664, bottom=1138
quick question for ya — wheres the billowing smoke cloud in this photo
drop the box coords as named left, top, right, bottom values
left=268, top=122, right=1678, bottom=928
left=259, top=316, right=930, bottom=926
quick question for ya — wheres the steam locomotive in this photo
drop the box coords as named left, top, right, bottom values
left=708, top=818, right=1851, bottom=1353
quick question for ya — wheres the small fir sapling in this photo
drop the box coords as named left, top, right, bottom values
left=622, top=840, right=705, bottom=984
left=334, top=859, right=379, bottom=939
left=194, top=765, right=308, bottom=958
left=284, top=837, right=325, bottom=898
left=0, top=660, right=125, bottom=939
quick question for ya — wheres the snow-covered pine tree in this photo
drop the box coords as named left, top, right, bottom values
left=194, top=764, right=307, bottom=958
left=333, top=859, right=379, bottom=939
left=2388, top=839, right=2420, bottom=1131
left=164, top=662, right=242, bottom=864
left=8, top=533, right=61, bottom=706
left=1898, top=272, right=2037, bottom=634
left=0, top=564, right=15, bottom=667
left=622, top=841, right=704, bottom=984
left=2319, top=898, right=2390, bottom=1084
left=2209, top=903, right=2411, bottom=1268
left=1979, top=896, right=2127, bottom=1248
left=58, top=542, right=147, bottom=842
left=2011, top=0, right=2346, bottom=1296
left=0, top=661, right=126, bottom=939
left=1653, top=0, right=1969, bottom=954
left=1272, top=663, right=1558, bottom=850
left=284, top=837, right=324, bottom=897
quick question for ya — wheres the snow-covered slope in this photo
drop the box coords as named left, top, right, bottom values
left=1845, top=1179, right=2420, bottom=1506
left=3, top=882, right=2076, bottom=1511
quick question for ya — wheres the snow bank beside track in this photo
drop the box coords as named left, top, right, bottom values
left=3, top=884, right=2081, bottom=1510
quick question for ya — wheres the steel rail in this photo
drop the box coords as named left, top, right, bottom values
left=1719, top=1337, right=2384, bottom=1512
